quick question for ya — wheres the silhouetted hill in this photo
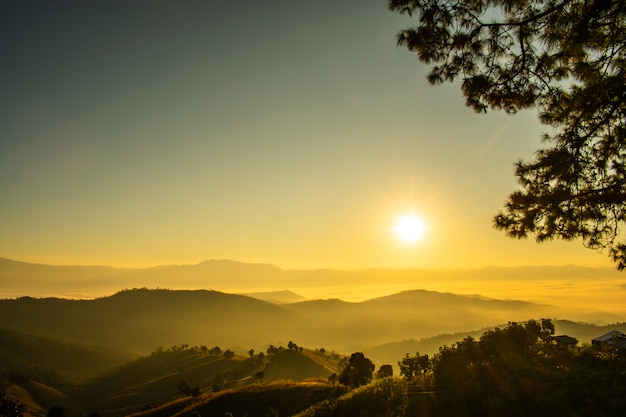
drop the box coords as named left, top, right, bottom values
left=0, top=289, right=299, bottom=353
left=0, top=287, right=564, bottom=357
left=2, top=258, right=623, bottom=325
left=280, top=290, right=554, bottom=350
left=261, top=348, right=338, bottom=382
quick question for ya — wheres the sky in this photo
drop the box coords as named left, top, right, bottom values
left=0, top=0, right=616, bottom=270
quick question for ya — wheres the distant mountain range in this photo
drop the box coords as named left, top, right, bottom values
left=2, top=257, right=625, bottom=356
left=0, top=256, right=621, bottom=302
left=0, top=287, right=556, bottom=355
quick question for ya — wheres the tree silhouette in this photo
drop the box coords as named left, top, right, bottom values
left=398, top=352, right=430, bottom=384
left=377, top=364, right=394, bottom=379
left=209, top=346, right=222, bottom=356
left=338, top=352, right=375, bottom=388
left=390, top=0, right=626, bottom=268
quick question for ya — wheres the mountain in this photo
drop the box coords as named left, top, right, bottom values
left=279, top=289, right=554, bottom=351
left=0, top=289, right=298, bottom=353
left=0, top=257, right=284, bottom=299
left=2, top=257, right=624, bottom=325
left=0, top=288, right=557, bottom=356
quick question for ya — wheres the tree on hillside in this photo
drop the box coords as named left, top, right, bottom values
left=377, top=364, right=394, bottom=379
left=208, top=346, right=222, bottom=356
left=478, top=318, right=555, bottom=360
left=338, top=352, right=375, bottom=388
left=432, top=319, right=556, bottom=386
left=424, top=319, right=626, bottom=416
left=399, top=352, right=431, bottom=384
left=390, top=0, right=626, bottom=268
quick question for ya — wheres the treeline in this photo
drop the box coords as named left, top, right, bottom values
left=3, top=319, right=626, bottom=417
left=298, top=319, right=626, bottom=417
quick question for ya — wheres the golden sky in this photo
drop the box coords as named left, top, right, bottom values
left=0, top=0, right=614, bottom=270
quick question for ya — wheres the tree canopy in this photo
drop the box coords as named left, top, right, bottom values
left=390, top=0, right=626, bottom=268
left=338, top=352, right=375, bottom=388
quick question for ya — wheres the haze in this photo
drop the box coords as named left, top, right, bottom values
left=2, top=258, right=625, bottom=325
left=2, top=3, right=625, bottom=417
left=1, top=0, right=616, bottom=272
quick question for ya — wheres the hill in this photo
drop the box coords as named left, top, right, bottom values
left=129, top=381, right=347, bottom=417
left=4, top=343, right=342, bottom=417
left=0, top=289, right=298, bottom=353
left=2, top=258, right=624, bottom=324
left=0, top=328, right=134, bottom=378
left=5, top=317, right=625, bottom=417
left=0, top=288, right=558, bottom=356
left=280, top=289, right=554, bottom=350
left=365, top=319, right=626, bottom=366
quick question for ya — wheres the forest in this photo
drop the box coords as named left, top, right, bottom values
left=2, top=319, right=625, bottom=417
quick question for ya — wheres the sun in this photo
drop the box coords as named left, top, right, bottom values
left=394, top=214, right=426, bottom=243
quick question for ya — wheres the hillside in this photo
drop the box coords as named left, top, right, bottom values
left=279, top=289, right=555, bottom=350
left=3, top=343, right=342, bottom=417
left=0, top=289, right=299, bottom=353
left=0, top=328, right=134, bottom=377
left=128, top=382, right=348, bottom=417
left=4, top=317, right=625, bottom=417
left=365, top=319, right=626, bottom=365
left=0, top=288, right=560, bottom=356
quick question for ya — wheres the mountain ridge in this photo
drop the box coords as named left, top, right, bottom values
left=0, top=287, right=558, bottom=356
left=1, top=256, right=621, bottom=299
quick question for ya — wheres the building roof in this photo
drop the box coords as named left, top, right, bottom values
left=552, top=335, right=578, bottom=345
left=592, top=330, right=626, bottom=349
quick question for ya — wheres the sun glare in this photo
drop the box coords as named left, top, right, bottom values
left=395, top=214, right=426, bottom=243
